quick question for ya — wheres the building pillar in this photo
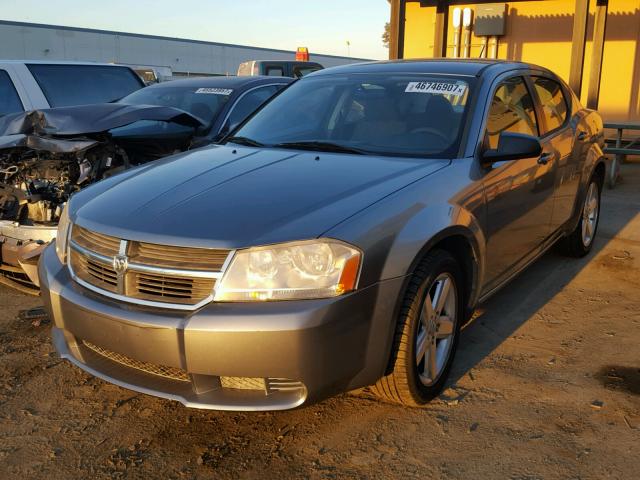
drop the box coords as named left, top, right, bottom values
left=433, top=1, right=449, bottom=58
left=389, top=0, right=406, bottom=60
left=569, top=0, right=590, bottom=97
left=587, top=0, right=609, bottom=110
left=389, top=0, right=400, bottom=60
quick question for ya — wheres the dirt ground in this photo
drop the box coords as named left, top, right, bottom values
left=1, top=165, right=639, bottom=480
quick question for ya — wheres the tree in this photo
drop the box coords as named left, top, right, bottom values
left=382, top=0, right=391, bottom=49
left=382, top=22, right=390, bottom=49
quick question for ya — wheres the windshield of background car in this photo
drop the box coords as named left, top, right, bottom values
left=120, top=85, right=233, bottom=126
left=232, top=73, right=473, bottom=157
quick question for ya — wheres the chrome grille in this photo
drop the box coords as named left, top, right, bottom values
left=72, top=225, right=120, bottom=257
left=70, top=249, right=118, bottom=293
left=129, top=241, right=229, bottom=271
left=130, top=271, right=217, bottom=305
left=82, top=340, right=190, bottom=382
left=68, top=225, right=233, bottom=310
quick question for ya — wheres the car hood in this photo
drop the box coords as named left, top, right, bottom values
left=0, top=103, right=203, bottom=137
left=73, top=145, right=449, bottom=248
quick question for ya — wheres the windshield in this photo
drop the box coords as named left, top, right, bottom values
left=231, top=74, right=472, bottom=157
left=120, top=85, right=233, bottom=126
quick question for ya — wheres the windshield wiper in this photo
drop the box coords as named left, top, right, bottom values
left=226, top=136, right=265, bottom=147
left=273, top=141, right=366, bottom=155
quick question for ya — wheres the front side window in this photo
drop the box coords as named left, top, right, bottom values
left=533, top=76, right=568, bottom=133
left=232, top=74, right=473, bottom=158
left=0, top=70, right=23, bottom=116
left=486, top=76, right=538, bottom=149
left=27, top=64, right=143, bottom=107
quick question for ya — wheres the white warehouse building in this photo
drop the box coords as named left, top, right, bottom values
left=0, top=20, right=370, bottom=77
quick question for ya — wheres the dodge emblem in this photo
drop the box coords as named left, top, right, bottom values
left=113, top=254, right=129, bottom=275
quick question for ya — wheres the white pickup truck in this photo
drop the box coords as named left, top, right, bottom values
left=0, top=60, right=144, bottom=116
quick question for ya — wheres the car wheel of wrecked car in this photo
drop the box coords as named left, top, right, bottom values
left=562, top=173, right=602, bottom=257
left=372, top=249, right=463, bottom=406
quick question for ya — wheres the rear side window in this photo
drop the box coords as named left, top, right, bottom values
left=486, top=76, right=538, bottom=149
left=265, top=66, right=284, bottom=77
left=0, top=70, right=23, bottom=115
left=292, top=65, right=322, bottom=78
left=27, top=64, right=143, bottom=107
left=532, top=76, right=568, bottom=133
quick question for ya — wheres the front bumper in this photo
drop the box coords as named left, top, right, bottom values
left=0, top=220, right=55, bottom=292
left=39, top=244, right=405, bottom=410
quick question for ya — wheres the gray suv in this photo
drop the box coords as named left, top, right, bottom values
left=39, top=60, right=607, bottom=410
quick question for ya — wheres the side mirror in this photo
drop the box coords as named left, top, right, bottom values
left=481, top=132, right=542, bottom=165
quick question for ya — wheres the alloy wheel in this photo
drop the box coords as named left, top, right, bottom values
left=415, top=273, right=457, bottom=386
left=581, top=182, right=599, bottom=247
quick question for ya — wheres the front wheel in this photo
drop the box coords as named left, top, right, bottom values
left=562, top=175, right=601, bottom=257
left=371, top=250, right=463, bottom=407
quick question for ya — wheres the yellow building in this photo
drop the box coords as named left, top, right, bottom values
left=389, top=0, right=640, bottom=122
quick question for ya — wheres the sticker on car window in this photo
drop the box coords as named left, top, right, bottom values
left=195, top=88, right=233, bottom=95
left=405, top=81, right=467, bottom=96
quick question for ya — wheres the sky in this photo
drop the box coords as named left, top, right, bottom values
left=0, top=0, right=391, bottom=59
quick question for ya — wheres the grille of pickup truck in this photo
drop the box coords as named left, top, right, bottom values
left=69, top=225, right=231, bottom=309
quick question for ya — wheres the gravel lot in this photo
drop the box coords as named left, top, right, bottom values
left=1, top=165, right=639, bottom=480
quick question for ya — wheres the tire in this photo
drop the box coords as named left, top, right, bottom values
left=371, top=249, right=463, bottom=407
left=562, top=175, right=602, bottom=257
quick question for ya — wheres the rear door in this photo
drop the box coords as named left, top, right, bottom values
left=530, top=75, right=579, bottom=231
left=481, top=75, right=556, bottom=287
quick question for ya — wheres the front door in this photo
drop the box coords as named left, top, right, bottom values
left=482, top=75, right=556, bottom=288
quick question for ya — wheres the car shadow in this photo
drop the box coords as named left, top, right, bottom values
left=447, top=162, right=640, bottom=387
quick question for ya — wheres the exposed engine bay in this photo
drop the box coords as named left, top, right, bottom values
left=0, top=104, right=203, bottom=291
left=0, top=140, right=126, bottom=225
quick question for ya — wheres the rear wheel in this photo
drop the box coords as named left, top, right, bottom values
left=371, top=250, right=463, bottom=406
left=562, top=175, right=601, bottom=257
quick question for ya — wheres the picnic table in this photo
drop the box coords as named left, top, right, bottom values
left=603, top=122, right=640, bottom=188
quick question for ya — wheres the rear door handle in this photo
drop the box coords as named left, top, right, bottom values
left=538, top=153, right=553, bottom=165
left=577, top=130, right=588, bottom=141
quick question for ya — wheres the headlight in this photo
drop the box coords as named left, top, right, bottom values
left=55, top=202, right=72, bottom=264
left=214, top=239, right=362, bottom=302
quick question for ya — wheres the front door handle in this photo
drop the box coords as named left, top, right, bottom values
left=538, top=152, right=553, bottom=165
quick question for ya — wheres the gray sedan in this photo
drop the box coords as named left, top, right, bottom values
left=39, top=60, right=607, bottom=410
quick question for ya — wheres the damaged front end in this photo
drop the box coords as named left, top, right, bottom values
left=0, top=105, right=203, bottom=292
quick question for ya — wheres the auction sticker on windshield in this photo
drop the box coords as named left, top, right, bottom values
left=405, top=81, right=467, bottom=96
left=195, top=88, right=234, bottom=95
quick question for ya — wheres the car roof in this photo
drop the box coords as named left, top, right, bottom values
left=244, top=60, right=322, bottom=66
left=311, top=59, right=538, bottom=78
left=146, top=75, right=294, bottom=89
left=0, top=59, right=136, bottom=67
